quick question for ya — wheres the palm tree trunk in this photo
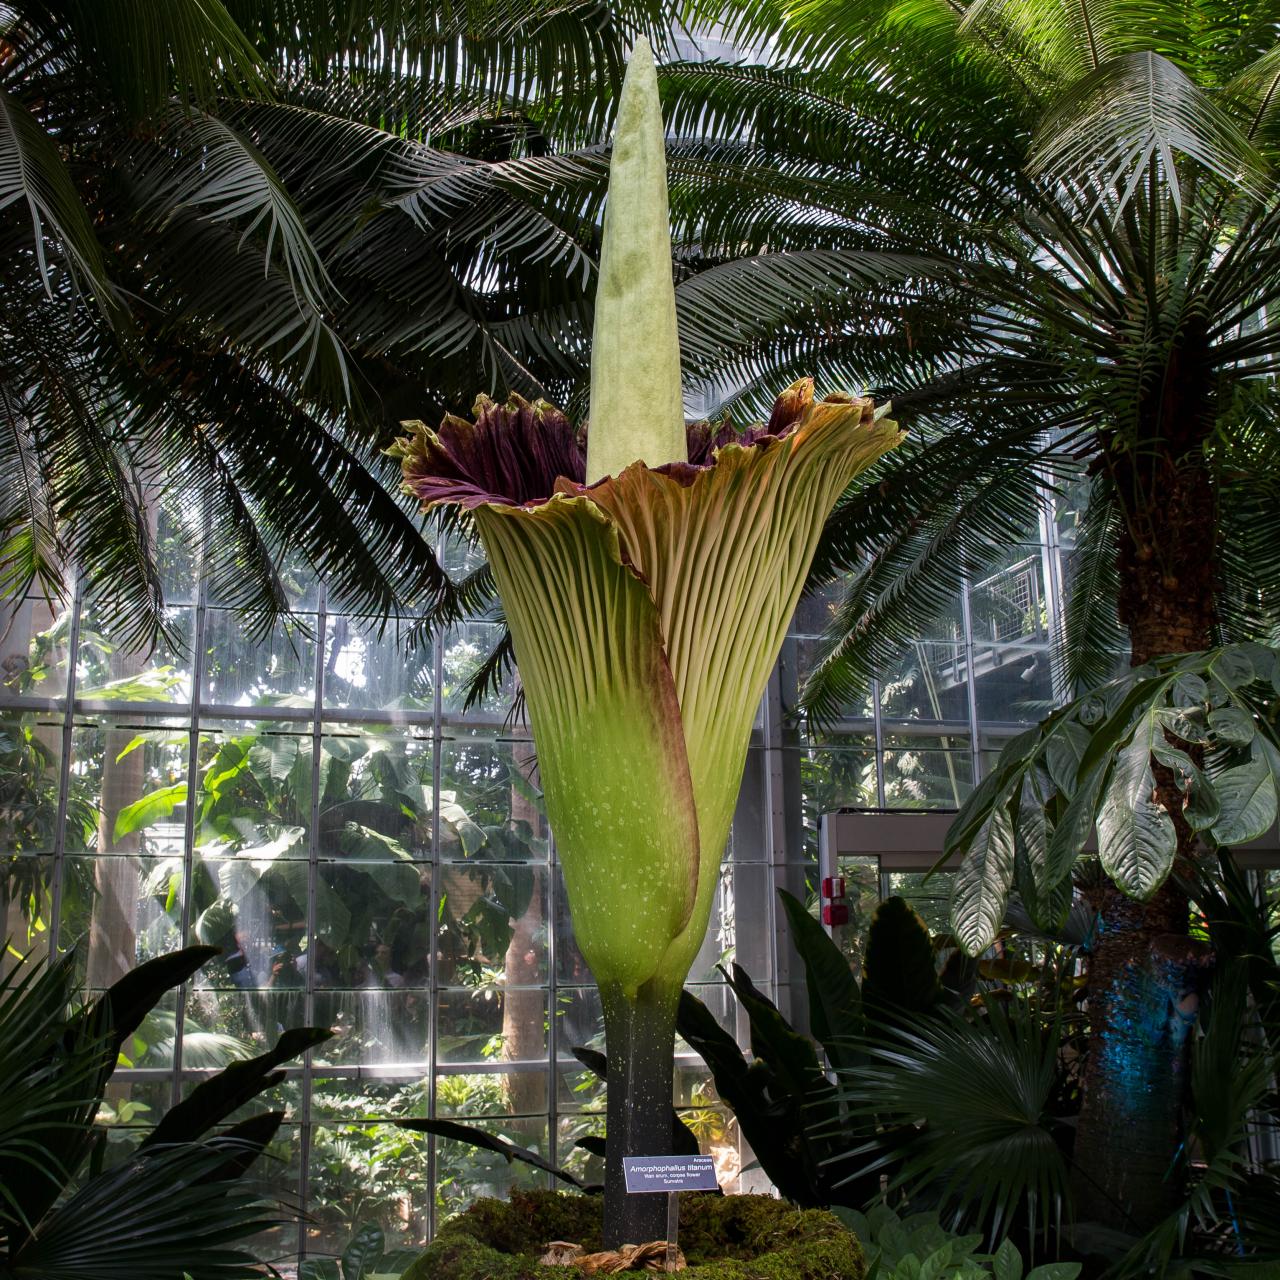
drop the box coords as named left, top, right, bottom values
left=1072, top=412, right=1216, bottom=1230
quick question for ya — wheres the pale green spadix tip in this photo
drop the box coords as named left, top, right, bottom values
left=586, top=36, right=686, bottom=483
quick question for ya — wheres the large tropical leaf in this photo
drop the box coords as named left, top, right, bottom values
left=143, top=1025, right=333, bottom=1147
left=945, top=645, right=1280, bottom=950
left=778, top=888, right=862, bottom=1071
left=1095, top=707, right=1178, bottom=898
left=396, top=1117, right=598, bottom=1191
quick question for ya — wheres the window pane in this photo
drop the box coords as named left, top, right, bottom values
left=882, top=740, right=973, bottom=809
left=439, top=736, right=548, bottom=861
left=887, top=870, right=952, bottom=937
left=316, top=726, right=433, bottom=861
left=434, top=1116, right=549, bottom=1223
left=972, top=641, right=1054, bottom=725
left=438, top=862, right=548, bottom=986
left=307, top=1116, right=430, bottom=1260
left=58, top=855, right=186, bottom=989
left=440, top=623, right=516, bottom=723
left=0, top=595, right=73, bottom=699
left=71, top=717, right=190, bottom=857
left=436, top=985, right=547, bottom=1067
left=203, top=610, right=318, bottom=709
left=880, top=640, right=970, bottom=726
left=2, top=854, right=58, bottom=957
left=0, top=710, right=67, bottom=853
left=77, top=608, right=194, bottom=705
left=969, top=544, right=1050, bottom=645
left=313, top=989, right=431, bottom=1067
left=322, top=615, right=432, bottom=712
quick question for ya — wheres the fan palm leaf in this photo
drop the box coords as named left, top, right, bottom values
left=825, top=1001, right=1072, bottom=1245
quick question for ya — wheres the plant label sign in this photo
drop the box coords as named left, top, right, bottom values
left=623, top=1156, right=719, bottom=1273
left=622, top=1155, right=719, bottom=1193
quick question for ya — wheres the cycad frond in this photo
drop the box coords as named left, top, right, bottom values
left=1059, top=474, right=1125, bottom=694
left=133, top=107, right=337, bottom=322
left=10, top=0, right=268, bottom=116
left=0, top=87, right=114, bottom=303
left=801, top=421, right=1057, bottom=727
left=1030, top=51, right=1266, bottom=212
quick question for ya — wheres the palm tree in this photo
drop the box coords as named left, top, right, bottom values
left=0, top=0, right=675, bottom=647
left=654, top=0, right=1280, bottom=1235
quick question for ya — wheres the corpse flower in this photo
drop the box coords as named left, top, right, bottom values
left=395, top=37, right=901, bottom=1246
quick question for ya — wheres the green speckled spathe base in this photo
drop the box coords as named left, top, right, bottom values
left=402, top=1189, right=865, bottom=1280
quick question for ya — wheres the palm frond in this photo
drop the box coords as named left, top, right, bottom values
left=1030, top=51, right=1267, bottom=213
left=1059, top=473, right=1126, bottom=692
left=0, top=383, right=62, bottom=603
left=226, top=0, right=681, bottom=115
left=134, top=106, right=337, bottom=325
left=6, top=1141, right=281, bottom=1280
left=13, top=0, right=269, bottom=117
left=829, top=1001, right=1072, bottom=1243
left=0, top=86, right=114, bottom=303
left=1228, top=43, right=1280, bottom=146
left=1216, top=402, right=1280, bottom=646
left=801, top=418, right=1058, bottom=727
left=0, top=952, right=106, bottom=1241
left=960, top=0, right=1120, bottom=78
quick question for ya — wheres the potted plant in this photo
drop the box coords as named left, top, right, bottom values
left=393, top=36, right=898, bottom=1263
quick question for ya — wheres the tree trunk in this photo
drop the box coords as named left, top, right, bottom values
left=1073, top=371, right=1217, bottom=1231
left=600, top=978, right=678, bottom=1249
left=88, top=649, right=146, bottom=990
left=502, top=876, right=547, bottom=1115
left=503, top=743, right=549, bottom=1116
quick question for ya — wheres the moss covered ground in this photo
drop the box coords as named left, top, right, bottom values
left=403, top=1189, right=865, bottom=1280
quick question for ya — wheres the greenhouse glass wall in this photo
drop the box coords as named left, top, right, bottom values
left=0, top=484, right=1078, bottom=1266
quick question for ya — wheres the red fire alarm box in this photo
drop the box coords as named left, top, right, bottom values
left=822, top=902, right=850, bottom=927
left=821, top=876, right=845, bottom=900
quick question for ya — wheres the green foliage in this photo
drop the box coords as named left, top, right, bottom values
left=0, top=946, right=326, bottom=1278
left=677, top=892, right=944, bottom=1211
left=835, top=1204, right=1080, bottom=1280
left=120, top=716, right=539, bottom=1058
left=830, top=1000, right=1074, bottom=1246
left=634, top=0, right=1280, bottom=715
left=863, top=897, right=942, bottom=1013
left=0, top=0, right=683, bottom=646
left=675, top=885, right=1103, bottom=1257
left=945, top=643, right=1280, bottom=954
left=0, top=712, right=95, bottom=941
left=300, top=1221, right=418, bottom=1280
left=396, top=1118, right=600, bottom=1192
left=396, top=1036, right=712, bottom=1199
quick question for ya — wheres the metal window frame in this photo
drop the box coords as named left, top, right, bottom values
left=819, top=808, right=1280, bottom=898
